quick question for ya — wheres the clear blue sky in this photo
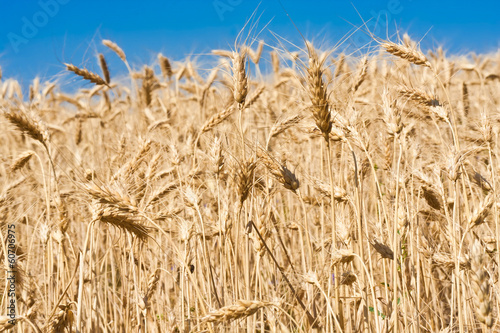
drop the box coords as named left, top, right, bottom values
left=1, top=0, right=499, bottom=87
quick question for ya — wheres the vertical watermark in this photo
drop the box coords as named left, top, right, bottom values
left=7, top=0, right=71, bottom=53
left=212, top=0, right=243, bottom=21
left=6, top=224, right=17, bottom=326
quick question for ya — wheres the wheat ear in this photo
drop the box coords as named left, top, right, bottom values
left=98, top=53, right=111, bottom=84
left=305, top=41, right=331, bottom=140
left=231, top=50, right=248, bottom=106
left=102, top=39, right=127, bottom=62
left=65, top=63, right=108, bottom=86
left=3, top=108, right=50, bottom=144
left=158, top=53, right=173, bottom=79
left=10, top=150, right=35, bottom=172
left=381, top=41, right=431, bottom=67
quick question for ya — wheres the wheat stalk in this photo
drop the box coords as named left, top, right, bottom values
left=470, top=240, right=493, bottom=328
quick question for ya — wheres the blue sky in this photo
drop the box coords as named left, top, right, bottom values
left=1, top=0, right=499, bottom=87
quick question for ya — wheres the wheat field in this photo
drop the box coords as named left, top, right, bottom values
left=1, top=32, right=500, bottom=332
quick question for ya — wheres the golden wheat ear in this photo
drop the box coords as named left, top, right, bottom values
left=102, top=39, right=127, bottom=62
left=158, top=53, right=173, bottom=79
left=65, top=63, right=109, bottom=87
left=98, top=53, right=111, bottom=84
left=3, top=107, right=50, bottom=144
left=303, top=41, right=331, bottom=141
left=380, top=40, right=431, bottom=67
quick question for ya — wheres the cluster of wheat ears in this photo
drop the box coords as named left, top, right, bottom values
left=1, top=31, right=500, bottom=332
